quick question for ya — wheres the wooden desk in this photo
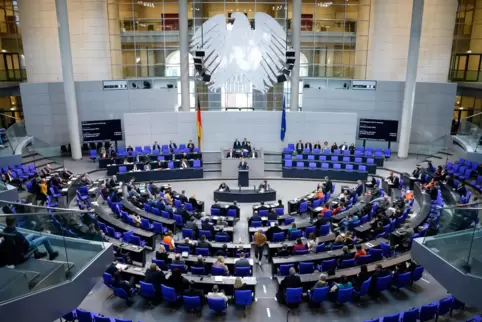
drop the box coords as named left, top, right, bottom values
left=276, top=252, right=411, bottom=291
left=122, top=199, right=177, bottom=233
left=271, top=238, right=388, bottom=276
left=93, top=203, right=156, bottom=249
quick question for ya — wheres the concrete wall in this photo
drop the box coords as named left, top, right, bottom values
left=302, top=80, right=457, bottom=152
left=123, top=111, right=358, bottom=153
left=20, top=81, right=178, bottom=146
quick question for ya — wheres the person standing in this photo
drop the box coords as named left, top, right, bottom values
left=253, top=229, right=267, bottom=265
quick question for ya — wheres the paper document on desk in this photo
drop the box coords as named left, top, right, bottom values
left=214, top=276, right=224, bottom=282
left=116, top=264, right=128, bottom=270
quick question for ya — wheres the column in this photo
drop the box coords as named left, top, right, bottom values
left=18, top=0, right=62, bottom=82
left=290, top=0, right=301, bottom=111
left=55, top=0, right=82, bottom=160
left=398, top=0, right=424, bottom=159
left=178, top=0, right=190, bottom=111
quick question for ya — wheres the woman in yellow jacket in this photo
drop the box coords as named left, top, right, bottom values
left=38, top=178, right=48, bottom=206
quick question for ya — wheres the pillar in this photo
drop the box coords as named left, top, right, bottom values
left=178, top=0, right=190, bottom=111
left=398, top=0, right=424, bottom=159
left=290, top=0, right=301, bottom=111
left=55, top=0, right=82, bottom=160
left=18, top=0, right=62, bottom=82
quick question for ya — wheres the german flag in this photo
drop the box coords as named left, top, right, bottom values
left=196, top=96, right=203, bottom=149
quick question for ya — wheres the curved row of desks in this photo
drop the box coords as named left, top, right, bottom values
left=121, top=199, right=177, bottom=233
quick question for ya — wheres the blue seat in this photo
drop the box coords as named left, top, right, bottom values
left=436, top=296, right=455, bottom=320
left=183, top=295, right=202, bottom=313
left=176, top=245, right=190, bottom=253
left=76, top=309, right=94, bottom=322
left=139, top=281, right=156, bottom=302
left=295, top=249, right=309, bottom=255
left=299, top=262, right=314, bottom=274
left=131, top=235, right=146, bottom=246
left=357, top=254, right=372, bottom=265
left=289, top=229, right=302, bottom=240
left=113, top=286, right=136, bottom=303
left=340, top=258, right=356, bottom=268
left=284, top=217, right=295, bottom=225
left=394, top=272, right=412, bottom=290
left=400, top=308, right=419, bottom=322
left=419, top=303, right=438, bottom=322
left=211, top=266, right=226, bottom=276
left=234, top=290, right=253, bottom=310
left=316, top=242, right=325, bottom=253
left=162, top=284, right=181, bottom=304
left=319, top=223, right=330, bottom=236
left=308, top=286, right=329, bottom=305
left=208, top=297, right=227, bottom=313
left=369, top=248, right=383, bottom=261
left=173, top=214, right=183, bottom=227
left=299, top=201, right=308, bottom=214
left=152, top=259, right=166, bottom=269
left=196, top=247, right=209, bottom=256
left=152, top=222, right=167, bottom=234
left=272, top=232, right=285, bottom=242
left=199, top=230, right=212, bottom=240
left=375, top=275, right=392, bottom=293
left=89, top=149, right=97, bottom=161
left=191, top=266, right=206, bottom=275
left=382, top=313, right=400, bottom=322
left=235, top=266, right=251, bottom=276
left=169, top=264, right=187, bottom=273
left=140, top=218, right=152, bottom=231
left=182, top=228, right=194, bottom=239
left=336, top=287, right=352, bottom=305
left=215, top=234, right=229, bottom=242
left=412, top=266, right=424, bottom=282
left=103, top=272, right=113, bottom=290
left=279, top=264, right=294, bottom=276
left=319, top=259, right=336, bottom=272
left=353, top=277, right=371, bottom=299
left=250, top=221, right=262, bottom=228
left=285, top=287, right=303, bottom=308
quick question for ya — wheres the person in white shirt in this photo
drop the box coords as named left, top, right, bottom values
left=207, top=285, right=228, bottom=302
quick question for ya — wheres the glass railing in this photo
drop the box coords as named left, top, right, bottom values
left=421, top=203, right=482, bottom=275
left=456, top=120, right=482, bottom=151
left=0, top=200, right=107, bottom=304
left=416, top=134, right=449, bottom=160
left=5, top=122, right=26, bottom=154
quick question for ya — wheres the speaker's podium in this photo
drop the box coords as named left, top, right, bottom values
left=238, top=170, right=249, bottom=187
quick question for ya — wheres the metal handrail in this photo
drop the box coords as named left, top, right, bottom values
left=0, top=199, right=93, bottom=214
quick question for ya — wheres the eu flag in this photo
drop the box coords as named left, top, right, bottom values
left=280, top=96, right=286, bottom=141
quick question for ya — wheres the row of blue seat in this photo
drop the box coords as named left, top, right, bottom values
left=284, top=160, right=369, bottom=171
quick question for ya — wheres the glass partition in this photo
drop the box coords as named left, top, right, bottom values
left=456, top=120, right=482, bottom=151
left=5, top=122, right=26, bottom=154
left=0, top=201, right=107, bottom=304
left=421, top=203, right=482, bottom=275
left=416, top=135, right=449, bottom=160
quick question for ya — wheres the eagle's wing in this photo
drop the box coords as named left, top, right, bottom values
left=251, top=12, right=287, bottom=93
left=190, top=14, right=228, bottom=77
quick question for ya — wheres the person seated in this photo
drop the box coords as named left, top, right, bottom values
left=344, top=231, right=354, bottom=246
left=215, top=228, right=229, bottom=241
left=314, top=215, right=329, bottom=231
left=241, top=138, right=249, bottom=149
left=266, top=222, right=282, bottom=241
left=456, top=181, right=467, bottom=197
left=126, top=145, right=134, bottom=152
left=248, top=147, right=258, bottom=158
left=155, top=244, right=169, bottom=261
left=219, top=182, right=230, bottom=192
left=60, top=167, right=73, bottom=180
left=339, top=142, right=348, bottom=151
left=187, top=140, right=195, bottom=152
left=338, top=246, right=353, bottom=266
left=233, top=277, right=249, bottom=302
left=354, top=244, right=367, bottom=261
left=276, top=244, right=291, bottom=257
left=316, top=189, right=324, bottom=200
left=369, top=264, right=390, bottom=294
left=371, top=184, right=382, bottom=199
left=320, top=202, right=330, bottom=216
left=235, top=252, right=250, bottom=267
left=304, top=141, right=312, bottom=151
left=321, top=141, right=329, bottom=150
left=412, top=166, right=422, bottom=179
left=197, top=235, right=212, bottom=250
left=169, top=140, right=177, bottom=152
left=258, top=180, right=269, bottom=191
left=184, top=281, right=205, bottom=301
left=226, top=148, right=235, bottom=158
left=277, top=267, right=301, bottom=302
left=4, top=169, right=25, bottom=191
left=144, top=262, right=166, bottom=298
left=213, top=256, right=230, bottom=275
left=167, top=268, right=189, bottom=294
left=337, top=213, right=359, bottom=231
left=396, top=223, right=415, bottom=250
left=214, top=244, right=228, bottom=257
left=311, top=273, right=329, bottom=292
left=105, top=259, right=119, bottom=276
left=266, top=209, right=278, bottom=221
left=248, top=211, right=262, bottom=226
left=184, top=216, right=199, bottom=238
left=331, top=142, right=338, bottom=153
left=180, top=157, right=189, bottom=169
left=233, top=138, right=242, bottom=151
left=112, top=271, right=136, bottom=299
left=392, top=262, right=408, bottom=280
left=331, top=202, right=343, bottom=216
left=386, top=171, right=400, bottom=187
left=207, top=284, right=228, bottom=303
left=292, top=238, right=306, bottom=253
left=433, top=166, right=443, bottom=181
left=349, top=143, right=355, bottom=154
left=287, top=223, right=298, bottom=234
left=191, top=254, right=207, bottom=271
left=336, top=275, right=352, bottom=290
left=162, top=231, right=175, bottom=251
left=295, top=140, right=303, bottom=154
left=331, top=235, right=345, bottom=248
left=4, top=216, right=59, bottom=261
left=355, top=180, right=364, bottom=196
left=426, top=161, right=436, bottom=173
left=313, top=141, right=322, bottom=150
left=276, top=199, right=284, bottom=209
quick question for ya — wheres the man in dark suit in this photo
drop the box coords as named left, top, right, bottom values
left=266, top=222, right=282, bottom=241
left=108, top=175, right=118, bottom=189
left=296, top=140, right=303, bottom=154
left=456, top=181, right=467, bottom=197
left=257, top=201, right=269, bottom=212
left=267, top=209, right=278, bottom=221
left=187, top=140, right=195, bottom=152
left=227, top=201, right=240, bottom=218
left=226, top=148, right=235, bottom=158
left=144, top=262, right=166, bottom=297
left=238, top=158, right=248, bottom=170
left=169, top=140, right=177, bottom=152
left=235, top=252, right=250, bottom=267
left=277, top=267, right=302, bottom=302
left=233, top=139, right=242, bottom=150
left=211, top=199, right=222, bottom=209
left=242, top=138, right=249, bottom=149
left=276, top=244, right=291, bottom=257
left=386, top=171, right=400, bottom=188
left=369, top=264, right=390, bottom=294
left=201, top=218, right=215, bottom=238
left=178, top=190, right=188, bottom=203
left=248, top=211, right=262, bottom=226
left=339, top=142, right=348, bottom=151
left=179, top=205, right=191, bottom=223
left=304, top=141, right=312, bottom=151
left=148, top=181, right=160, bottom=195
left=152, top=141, right=161, bottom=151
left=313, top=141, right=321, bottom=150
left=185, top=216, right=199, bottom=238
left=323, top=176, right=333, bottom=194
left=355, top=180, right=364, bottom=196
